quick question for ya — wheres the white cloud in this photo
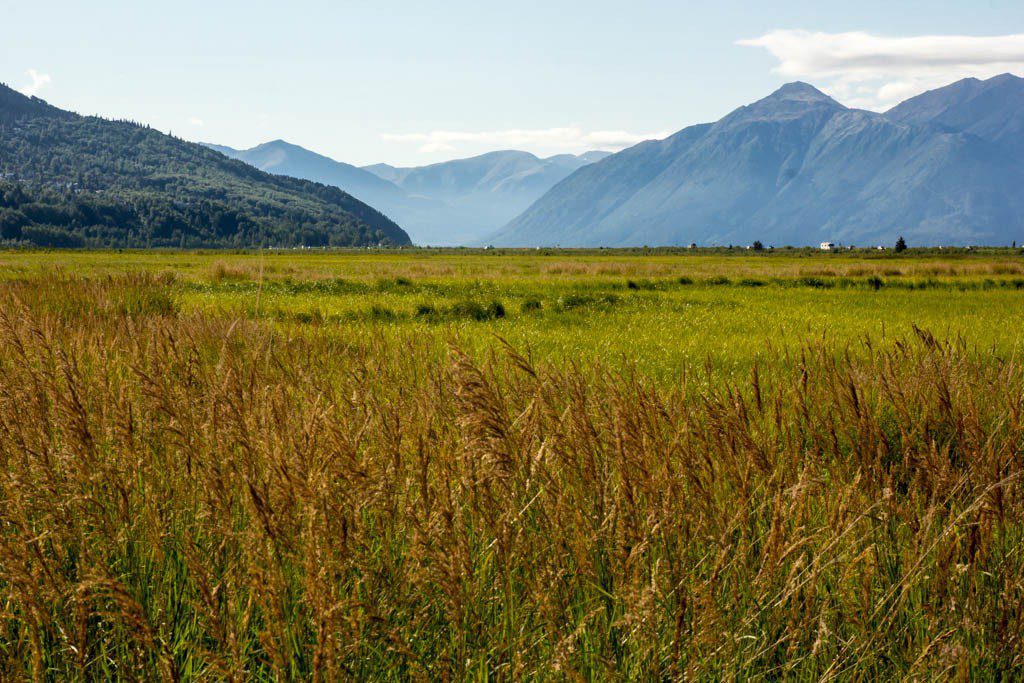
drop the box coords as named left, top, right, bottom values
left=19, top=69, right=51, bottom=97
left=381, top=125, right=668, bottom=155
left=738, top=30, right=1024, bottom=110
left=188, top=116, right=205, bottom=126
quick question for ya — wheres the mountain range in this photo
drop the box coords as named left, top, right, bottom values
left=206, top=142, right=610, bottom=245
left=0, top=84, right=409, bottom=248
left=363, top=150, right=610, bottom=245
left=493, top=74, right=1024, bottom=247
left=4, top=73, right=1024, bottom=249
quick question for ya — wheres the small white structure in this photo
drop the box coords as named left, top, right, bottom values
left=820, top=242, right=836, bottom=251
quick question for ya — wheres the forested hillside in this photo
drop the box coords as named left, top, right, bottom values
left=0, top=84, right=410, bottom=248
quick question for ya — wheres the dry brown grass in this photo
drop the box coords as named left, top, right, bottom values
left=0, top=274, right=1022, bottom=680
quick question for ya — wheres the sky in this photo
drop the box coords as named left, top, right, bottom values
left=3, top=0, right=1024, bottom=166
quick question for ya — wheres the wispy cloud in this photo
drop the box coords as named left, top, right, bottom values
left=188, top=116, right=205, bottom=127
left=738, top=30, right=1024, bottom=109
left=381, top=125, right=668, bottom=155
left=19, top=69, right=51, bottom=97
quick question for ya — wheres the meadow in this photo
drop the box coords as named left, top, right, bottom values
left=0, top=248, right=1023, bottom=679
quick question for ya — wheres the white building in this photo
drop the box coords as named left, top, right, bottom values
left=820, top=242, right=836, bottom=251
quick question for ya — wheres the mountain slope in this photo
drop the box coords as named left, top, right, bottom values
left=0, top=87, right=70, bottom=124
left=0, top=84, right=409, bottom=248
left=885, top=73, right=1024, bottom=154
left=206, top=140, right=415, bottom=213
left=494, top=79, right=1024, bottom=247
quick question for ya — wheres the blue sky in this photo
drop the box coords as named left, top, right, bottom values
left=4, top=0, right=1024, bottom=165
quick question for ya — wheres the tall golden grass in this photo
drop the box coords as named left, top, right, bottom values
left=0, top=274, right=1022, bottom=680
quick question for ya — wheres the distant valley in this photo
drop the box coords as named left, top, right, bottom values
left=205, top=142, right=610, bottom=246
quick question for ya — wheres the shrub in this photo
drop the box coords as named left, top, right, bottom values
left=414, top=303, right=437, bottom=317
left=450, top=299, right=506, bottom=321
left=797, top=277, right=832, bottom=289
left=368, top=304, right=396, bottom=320
left=486, top=301, right=506, bottom=319
left=520, top=298, right=543, bottom=312
left=294, top=308, right=324, bottom=325
left=557, top=293, right=620, bottom=310
left=377, top=276, right=414, bottom=291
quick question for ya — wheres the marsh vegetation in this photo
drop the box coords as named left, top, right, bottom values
left=0, top=249, right=1022, bottom=679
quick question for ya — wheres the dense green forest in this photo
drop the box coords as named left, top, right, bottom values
left=0, top=84, right=410, bottom=248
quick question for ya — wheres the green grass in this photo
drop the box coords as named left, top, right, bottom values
left=1, top=249, right=1024, bottom=679
left=5, top=248, right=1024, bottom=378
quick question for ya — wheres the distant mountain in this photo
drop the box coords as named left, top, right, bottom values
left=885, top=74, right=1024, bottom=154
left=0, top=84, right=409, bottom=248
left=577, top=151, right=615, bottom=165
left=363, top=149, right=611, bottom=222
left=208, top=142, right=606, bottom=245
left=360, top=163, right=403, bottom=184
left=204, top=140, right=424, bottom=219
left=493, top=77, right=1024, bottom=247
left=361, top=150, right=610, bottom=245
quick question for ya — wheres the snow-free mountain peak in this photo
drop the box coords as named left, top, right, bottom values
left=770, top=81, right=840, bottom=104
left=884, top=72, right=1024, bottom=153
left=721, top=81, right=845, bottom=126
left=492, top=77, right=1024, bottom=248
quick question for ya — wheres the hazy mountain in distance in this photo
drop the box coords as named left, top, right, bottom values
left=360, top=162, right=402, bottom=184
left=0, top=84, right=409, bottom=248
left=205, top=140, right=418, bottom=213
left=361, top=150, right=611, bottom=244
left=577, top=150, right=615, bottom=163
left=885, top=73, right=1024, bottom=153
left=365, top=150, right=611, bottom=200
left=493, top=78, right=1024, bottom=247
left=208, top=142, right=608, bottom=245
left=205, top=140, right=454, bottom=244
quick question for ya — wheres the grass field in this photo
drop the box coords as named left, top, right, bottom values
left=1, top=248, right=1023, bottom=679
left=5, top=248, right=1024, bottom=375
